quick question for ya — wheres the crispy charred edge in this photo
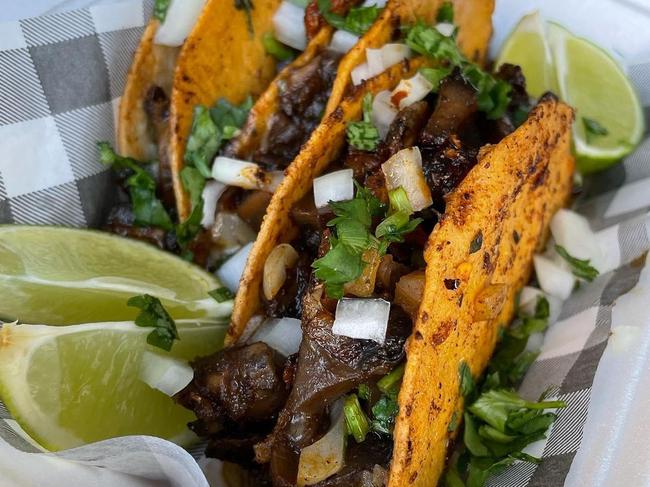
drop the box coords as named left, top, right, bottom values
left=227, top=58, right=427, bottom=345
left=388, top=97, right=575, bottom=486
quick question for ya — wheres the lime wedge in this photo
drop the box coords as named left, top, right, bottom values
left=547, top=22, right=645, bottom=173
left=0, top=226, right=231, bottom=324
left=0, top=319, right=226, bottom=451
left=496, top=11, right=556, bottom=98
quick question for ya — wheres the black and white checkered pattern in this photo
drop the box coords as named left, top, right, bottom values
left=1, top=1, right=650, bottom=485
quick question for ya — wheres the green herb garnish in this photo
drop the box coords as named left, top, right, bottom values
left=371, top=394, right=399, bottom=434
left=459, top=360, right=475, bottom=398
left=262, top=32, right=296, bottom=61
left=97, top=142, right=173, bottom=231
left=127, top=294, right=179, bottom=351
left=582, top=117, right=609, bottom=143
left=555, top=245, right=599, bottom=281
left=419, top=66, right=454, bottom=90
left=377, top=363, right=405, bottom=394
left=405, top=22, right=511, bottom=119
left=344, top=394, right=371, bottom=443
left=469, top=230, right=483, bottom=254
left=346, top=93, right=380, bottom=151
left=153, top=0, right=171, bottom=22
left=317, top=0, right=382, bottom=35
left=209, top=287, right=234, bottom=303
left=436, top=1, right=454, bottom=23
left=375, top=188, right=423, bottom=248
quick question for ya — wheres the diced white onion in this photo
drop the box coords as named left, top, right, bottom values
left=297, top=400, right=346, bottom=486
left=525, top=332, right=545, bottom=353
left=519, top=286, right=562, bottom=325
left=264, top=243, right=299, bottom=300
left=366, top=48, right=384, bottom=78
left=351, top=62, right=371, bottom=86
left=329, top=30, right=359, bottom=54
left=212, top=156, right=279, bottom=192
left=362, top=0, right=387, bottom=7
left=381, top=147, right=433, bottom=212
left=332, top=298, right=391, bottom=344
left=200, top=180, right=225, bottom=228
left=139, top=351, right=193, bottom=397
left=550, top=209, right=604, bottom=271
left=435, top=22, right=455, bottom=37
left=210, top=212, right=256, bottom=251
left=154, top=0, right=207, bottom=47
left=313, top=169, right=354, bottom=208
left=533, top=255, right=575, bottom=300
left=251, top=317, right=303, bottom=356
left=217, top=242, right=254, bottom=293
left=371, top=90, right=398, bottom=139
left=390, top=73, right=434, bottom=110
left=273, top=1, right=307, bottom=51
left=380, top=43, right=410, bottom=69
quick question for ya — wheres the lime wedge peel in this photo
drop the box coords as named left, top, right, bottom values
left=496, top=12, right=645, bottom=173
left=0, top=319, right=226, bottom=451
left=0, top=225, right=232, bottom=324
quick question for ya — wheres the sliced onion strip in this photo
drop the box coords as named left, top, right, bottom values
left=263, top=243, right=299, bottom=300
left=212, top=156, right=280, bottom=192
left=200, top=180, right=225, bottom=228
left=394, top=270, right=425, bottom=319
left=381, top=147, right=433, bottom=212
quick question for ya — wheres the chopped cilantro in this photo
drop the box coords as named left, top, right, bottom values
left=262, top=32, right=296, bottom=61
left=358, top=383, right=372, bottom=401
left=127, top=294, right=179, bottom=351
left=436, top=1, right=454, bottom=23
left=582, top=117, right=609, bottom=143
left=459, top=360, right=475, bottom=398
left=419, top=66, right=454, bottom=90
left=153, top=0, right=171, bottom=22
left=555, top=245, right=599, bottom=281
left=469, top=230, right=483, bottom=254
left=97, top=142, right=173, bottom=231
left=346, top=93, right=380, bottom=151
left=448, top=411, right=459, bottom=432
left=209, top=287, right=234, bottom=303
left=344, top=394, right=371, bottom=443
left=317, top=0, right=382, bottom=36
left=375, top=188, right=423, bottom=247
left=371, top=394, right=399, bottom=434
left=405, top=22, right=511, bottom=119
left=180, top=166, right=205, bottom=208
left=312, top=240, right=365, bottom=299
left=175, top=199, right=204, bottom=248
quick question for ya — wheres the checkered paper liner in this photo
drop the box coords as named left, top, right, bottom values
left=0, top=1, right=649, bottom=486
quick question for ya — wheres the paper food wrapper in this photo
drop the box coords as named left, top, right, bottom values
left=0, top=0, right=649, bottom=485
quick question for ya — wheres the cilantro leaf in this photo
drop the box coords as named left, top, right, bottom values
left=185, top=105, right=222, bottom=178
left=98, top=142, right=173, bottom=231
left=437, top=1, right=454, bottom=23
left=262, top=32, right=296, bottom=61
left=375, top=187, right=422, bottom=244
left=555, top=245, right=599, bottom=281
left=209, top=287, right=234, bottom=303
left=405, top=22, right=511, bottom=119
left=582, top=117, right=609, bottom=143
left=346, top=93, right=380, bottom=151
left=459, top=360, right=475, bottom=398
left=312, top=242, right=365, bottom=299
left=127, top=294, right=179, bottom=351
left=180, top=166, right=206, bottom=208
left=153, top=0, right=170, bottom=21
left=175, top=199, right=204, bottom=248
left=419, top=66, right=454, bottom=90
left=317, top=0, right=382, bottom=35
left=371, top=394, right=399, bottom=434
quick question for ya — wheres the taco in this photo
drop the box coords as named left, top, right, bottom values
left=173, top=6, right=574, bottom=486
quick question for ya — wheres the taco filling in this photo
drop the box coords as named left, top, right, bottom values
left=175, top=20, right=536, bottom=484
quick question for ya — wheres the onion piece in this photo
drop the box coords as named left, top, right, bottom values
left=212, top=156, right=279, bottom=192
left=371, top=90, right=398, bottom=139
left=390, top=73, right=434, bottom=110
left=154, top=0, right=207, bottom=47
left=217, top=242, right=254, bottom=293
left=550, top=209, right=603, bottom=270
left=351, top=62, right=371, bottom=86
left=332, top=298, right=391, bottom=344
left=366, top=48, right=384, bottom=78
left=264, top=243, right=299, bottom=300
left=435, top=22, right=455, bottom=37
left=344, top=249, right=382, bottom=297
left=362, top=0, right=387, bottom=6
left=380, top=43, right=410, bottom=69
left=251, top=317, right=303, bottom=356
left=395, top=270, right=425, bottom=319
left=273, top=1, right=307, bottom=51
left=381, top=147, right=433, bottom=211
left=313, top=169, right=354, bottom=208
left=519, top=286, right=562, bottom=325
left=533, top=255, right=575, bottom=300
left=210, top=212, right=256, bottom=251
left=200, top=180, right=225, bottom=228
left=297, top=400, right=346, bottom=486
left=139, top=351, right=193, bottom=397
left=329, top=30, right=359, bottom=54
